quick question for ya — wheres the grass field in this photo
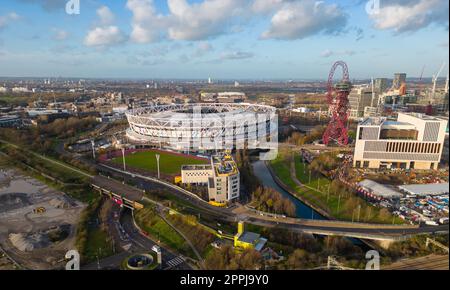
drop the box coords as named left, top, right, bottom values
left=112, top=150, right=208, bottom=175
left=134, top=207, right=194, bottom=258
left=270, top=153, right=403, bottom=224
left=84, top=228, right=114, bottom=263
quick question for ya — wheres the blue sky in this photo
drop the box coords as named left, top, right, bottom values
left=0, top=0, right=448, bottom=79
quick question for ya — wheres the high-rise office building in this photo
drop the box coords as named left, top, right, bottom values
left=374, top=78, right=388, bottom=93
left=349, top=85, right=373, bottom=119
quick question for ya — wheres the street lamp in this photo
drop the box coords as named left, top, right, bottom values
left=121, top=148, right=126, bottom=171
left=357, top=204, right=361, bottom=222
left=155, top=154, right=160, bottom=179
left=337, top=195, right=341, bottom=215
left=91, top=140, right=96, bottom=160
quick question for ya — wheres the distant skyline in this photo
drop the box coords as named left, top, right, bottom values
left=0, top=0, right=449, bottom=80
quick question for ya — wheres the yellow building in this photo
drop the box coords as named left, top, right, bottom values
left=234, top=222, right=267, bottom=251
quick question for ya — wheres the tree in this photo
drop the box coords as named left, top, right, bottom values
left=286, top=249, right=309, bottom=269
left=205, top=246, right=264, bottom=270
left=379, top=208, right=391, bottom=221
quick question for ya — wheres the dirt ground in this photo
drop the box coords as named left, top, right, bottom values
left=0, top=168, right=86, bottom=270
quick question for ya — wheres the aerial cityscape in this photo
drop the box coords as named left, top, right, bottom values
left=0, top=0, right=449, bottom=278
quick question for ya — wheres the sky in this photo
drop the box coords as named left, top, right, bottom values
left=0, top=0, right=449, bottom=80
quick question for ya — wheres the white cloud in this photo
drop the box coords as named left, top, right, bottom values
left=320, top=49, right=356, bottom=58
left=126, top=0, right=167, bottom=43
left=252, top=0, right=284, bottom=14
left=193, top=41, right=214, bottom=57
left=84, top=6, right=125, bottom=47
left=369, top=0, right=449, bottom=33
left=52, top=28, right=68, bottom=41
left=167, top=0, right=245, bottom=41
left=124, top=0, right=352, bottom=43
left=0, top=12, right=20, bottom=30
left=220, top=51, right=254, bottom=60
left=126, top=0, right=247, bottom=43
left=84, top=26, right=125, bottom=47
left=261, top=0, right=348, bottom=40
left=320, top=49, right=333, bottom=58
left=97, top=6, right=115, bottom=26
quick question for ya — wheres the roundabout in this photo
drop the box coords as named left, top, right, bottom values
left=123, top=253, right=159, bottom=270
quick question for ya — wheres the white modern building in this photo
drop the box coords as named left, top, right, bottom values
left=181, top=153, right=240, bottom=204
left=354, top=113, right=448, bottom=170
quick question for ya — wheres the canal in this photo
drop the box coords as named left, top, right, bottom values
left=252, top=160, right=325, bottom=220
left=252, top=160, right=371, bottom=249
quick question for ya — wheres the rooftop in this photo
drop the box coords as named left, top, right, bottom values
left=358, top=179, right=403, bottom=199
left=238, top=232, right=261, bottom=244
left=212, top=154, right=238, bottom=176
left=181, top=164, right=212, bottom=171
left=398, top=183, right=449, bottom=196
left=360, top=112, right=448, bottom=128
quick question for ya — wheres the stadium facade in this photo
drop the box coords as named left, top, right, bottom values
left=125, top=103, right=278, bottom=153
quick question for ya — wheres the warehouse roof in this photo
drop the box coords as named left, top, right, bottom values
left=398, top=183, right=449, bottom=196
left=358, top=179, right=403, bottom=199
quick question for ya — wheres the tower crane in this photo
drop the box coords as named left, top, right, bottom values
left=419, top=65, right=426, bottom=81
left=432, top=62, right=446, bottom=100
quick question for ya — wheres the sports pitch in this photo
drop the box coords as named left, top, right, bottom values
left=112, top=150, right=209, bottom=175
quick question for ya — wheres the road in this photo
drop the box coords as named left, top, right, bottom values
left=120, top=209, right=192, bottom=270
left=82, top=205, right=191, bottom=270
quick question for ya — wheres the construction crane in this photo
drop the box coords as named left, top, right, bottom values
left=432, top=62, right=446, bottom=100
left=445, top=72, right=449, bottom=94
left=419, top=65, right=426, bottom=81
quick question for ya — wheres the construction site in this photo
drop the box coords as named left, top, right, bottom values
left=0, top=169, right=85, bottom=269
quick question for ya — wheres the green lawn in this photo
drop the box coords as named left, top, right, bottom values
left=134, top=207, right=194, bottom=258
left=270, top=153, right=403, bottom=224
left=84, top=228, right=114, bottom=263
left=269, top=156, right=298, bottom=189
left=112, top=150, right=208, bottom=175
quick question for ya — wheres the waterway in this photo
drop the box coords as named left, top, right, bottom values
left=252, top=160, right=325, bottom=220
left=252, top=160, right=371, bottom=249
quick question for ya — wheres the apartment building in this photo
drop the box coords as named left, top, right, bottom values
left=354, top=113, right=448, bottom=170
left=349, top=85, right=374, bottom=119
left=181, top=153, right=240, bottom=204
